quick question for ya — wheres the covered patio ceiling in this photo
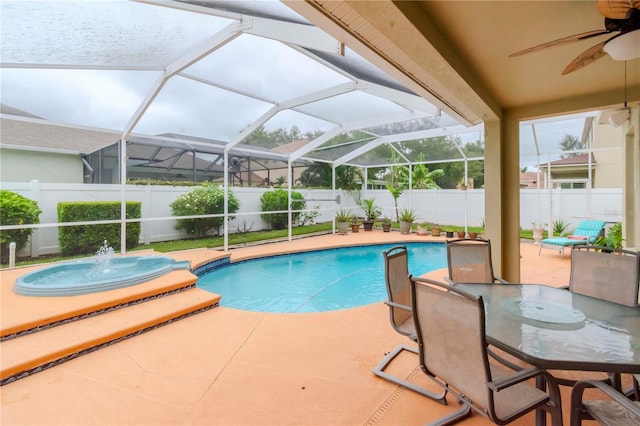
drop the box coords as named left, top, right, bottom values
left=0, top=0, right=603, bottom=172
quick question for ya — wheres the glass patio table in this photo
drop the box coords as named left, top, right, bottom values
left=456, top=283, right=640, bottom=425
left=455, top=283, right=640, bottom=374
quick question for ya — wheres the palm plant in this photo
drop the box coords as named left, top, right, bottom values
left=552, top=218, right=570, bottom=236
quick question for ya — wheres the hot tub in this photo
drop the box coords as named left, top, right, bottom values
left=14, top=255, right=191, bottom=297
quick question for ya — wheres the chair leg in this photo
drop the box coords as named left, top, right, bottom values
left=427, top=402, right=472, bottom=426
left=373, top=343, right=447, bottom=404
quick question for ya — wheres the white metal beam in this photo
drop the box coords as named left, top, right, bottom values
left=226, top=82, right=357, bottom=151
left=289, top=110, right=432, bottom=161
left=359, top=82, right=437, bottom=114
left=122, top=21, right=243, bottom=138
left=332, top=137, right=386, bottom=167
left=246, top=17, right=344, bottom=56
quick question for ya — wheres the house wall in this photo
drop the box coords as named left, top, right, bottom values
left=0, top=149, right=83, bottom=183
left=592, top=123, right=624, bottom=189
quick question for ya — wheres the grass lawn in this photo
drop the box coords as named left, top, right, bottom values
left=5, top=221, right=540, bottom=268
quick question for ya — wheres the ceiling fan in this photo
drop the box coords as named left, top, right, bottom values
left=509, top=0, right=640, bottom=75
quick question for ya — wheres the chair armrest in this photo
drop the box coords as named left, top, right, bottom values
left=572, top=379, right=640, bottom=416
left=487, top=367, right=550, bottom=392
left=384, top=301, right=411, bottom=311
left=488, top=348, right=524, bottom=371
left=444, top=276, right=455, bottom=286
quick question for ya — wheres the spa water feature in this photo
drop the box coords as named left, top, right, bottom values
left=14, top=241, right=190, bottom=297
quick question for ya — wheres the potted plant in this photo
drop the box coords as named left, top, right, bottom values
left=417, top=222, right=429, bottom=236
left=381, top=217, right=392, bottom=232
left=361, top=198, right=381, bottom=231
left=443, top=225, right=455, bottom=238
left=430, top=223, right=442, bottom=237
left=398, top=207, right=417, bottom=234
left=595, top=222, right=623, bottom=252
left=468, top=230, right=478, bottom=240
left=335, top=209, right=352, bottom=235
left=350, top=216, right=361, bottom=233
left=456, top=228, right=466, bottom=238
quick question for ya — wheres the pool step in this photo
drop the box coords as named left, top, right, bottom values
left=0, top=287, right=220, bottom=385
left=1, top=269, right=201, bottom=339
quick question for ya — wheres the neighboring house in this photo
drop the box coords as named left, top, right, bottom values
left=536, top=113, right=624, bottom=189
left=1, top=105, right=304, bottom=187
left=1, top=105, right=118, bottom=184
left=519, top=172, right=546, bottom=189
left=269, top=139, right=310, bottom=186
left=539, top=153, right=597, bottom=189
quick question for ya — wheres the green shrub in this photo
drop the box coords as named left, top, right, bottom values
left=58, top=201, right=141, bottom=256
left=595, top=222, right=623, bottom=249
left=170, top=184, right=240, bottom=238
left=0, top=190, right=42, bottom=262
left=260, top=188, right=305, bottom=230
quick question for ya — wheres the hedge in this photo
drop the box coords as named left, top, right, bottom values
left=57, top=201, right=141, bottom=256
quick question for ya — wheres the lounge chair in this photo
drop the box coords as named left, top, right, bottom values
left=571, top=379, right=640, bottom=425
left=409, top=276, right=563, bottom=425
left=372, top=246, right=447, bottom=402
left=538, top=219, right=606, bottom=258
left=444, top=238, right=508, bottom=285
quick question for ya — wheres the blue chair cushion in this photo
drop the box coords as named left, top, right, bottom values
left=542, top=220, right=605, bottom=246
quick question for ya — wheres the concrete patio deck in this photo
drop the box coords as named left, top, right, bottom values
left=1, top=232, right=578, bottom=425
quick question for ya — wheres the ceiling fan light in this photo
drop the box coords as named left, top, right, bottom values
left=608, top=108, right=630, bottom=127
left=603, top=29, right=640, bottom=60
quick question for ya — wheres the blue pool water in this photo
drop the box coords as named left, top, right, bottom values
left=197, top=242, right=446, bottom=313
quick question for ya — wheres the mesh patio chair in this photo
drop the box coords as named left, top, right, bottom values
left=445, top=238, right=508, bottom=286
left=445, top=238, right=524, bottom=371
left=569, top=245, right=640, bottom=308
left=570, top=245, right=640, bottom=396
left=571, top=379, right=640, bottom=426
left=372, top=246, right=447, bottom=402
left=410, top=276, right=563, bottom=426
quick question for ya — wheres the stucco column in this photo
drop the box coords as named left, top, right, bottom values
left=623, top=106, right=639, bottom=249
left=484, top=116, right=521, bottom=281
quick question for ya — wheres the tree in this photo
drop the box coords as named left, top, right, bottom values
left=411, top=153, right=444, bottom=189
left=296, top=163, right=363, bottom=190
left=385, top=152, right=409, bottom=222
left=559, top=134, right=584, bottom=159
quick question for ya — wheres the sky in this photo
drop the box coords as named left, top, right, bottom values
left=1, top=0, right=590, bottom=165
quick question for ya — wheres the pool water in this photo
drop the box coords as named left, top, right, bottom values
left=197, top=242, right=446, bottom=313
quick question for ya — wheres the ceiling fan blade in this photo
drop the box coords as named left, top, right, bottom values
left=561, top=41, right=608, bottom=75
left=509, top=30, right=609, bottom=57
left=597, top=0, right=639, bottom=19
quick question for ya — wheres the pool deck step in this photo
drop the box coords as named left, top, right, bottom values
left=1, top=269, right=202, bottom=339
left=0, top=287, right=220, bottom=384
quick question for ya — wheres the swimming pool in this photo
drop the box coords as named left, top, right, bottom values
left=197, top=242, right=446, bottom=313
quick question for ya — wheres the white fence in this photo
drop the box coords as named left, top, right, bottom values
left=2, top=181, right=622, bottom=257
